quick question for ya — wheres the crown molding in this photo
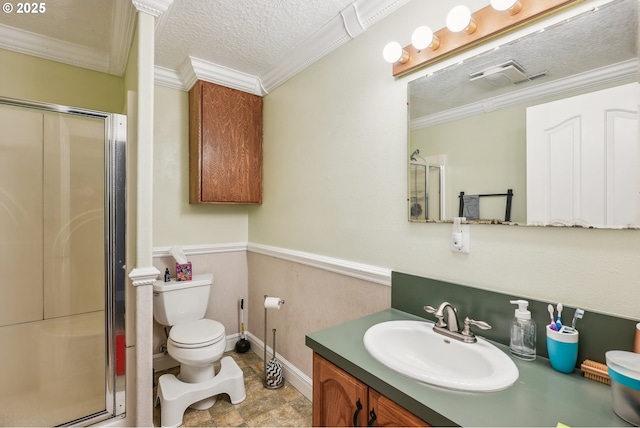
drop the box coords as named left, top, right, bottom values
left=3, top=0, right=406, bottom=90
left=154, top=56, right=265, bottom=95
left=154, top=65, right=185, bottom=90
left=109, top=0, right=137, bottom=75
left=0, top=24, right=111, bottom=74
left=260, top=0, right=409, bottom=92
left=153, top=0, right=410, bottom=94
left=410, top=59, right=639, bottom=130
left=354, top=0, right=411, bottom=28
left=0, top=1, right=141, bottom=77
left=189, top=57, right=265, bottom=95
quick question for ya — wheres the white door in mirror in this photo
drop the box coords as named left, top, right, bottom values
left=526, top=83, right=639, bottom=228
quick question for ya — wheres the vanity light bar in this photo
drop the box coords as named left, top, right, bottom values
left=389, top=0, right=581, bottom=77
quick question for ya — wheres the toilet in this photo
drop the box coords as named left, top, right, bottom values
left=153, top=273, right=246, bottom=428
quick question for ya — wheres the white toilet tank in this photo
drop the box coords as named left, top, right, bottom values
left=153, top=273, right=213, bottom=326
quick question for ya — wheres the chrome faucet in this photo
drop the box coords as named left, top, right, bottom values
left=424, top=302, right=491, bottom=343
left=424, top=301, right=460, bottom=332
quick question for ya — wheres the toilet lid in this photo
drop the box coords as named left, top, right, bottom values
left=170, top=319, right=225, bottom=348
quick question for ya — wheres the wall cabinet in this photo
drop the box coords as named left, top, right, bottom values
left=312, top=353, right=429, bottom=427
left=189, top=80, right=263, bottom=204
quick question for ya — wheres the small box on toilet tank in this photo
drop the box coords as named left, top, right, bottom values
left=176, top=262, right=192, bottom=281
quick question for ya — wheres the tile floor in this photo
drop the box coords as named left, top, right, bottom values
left=153, top=350, right=312, bottom=427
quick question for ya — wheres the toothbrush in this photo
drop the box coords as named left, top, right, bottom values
left=548, top=304, right=558, bottom=331
left=556, top=303, right=564, bottom=330
left=571, top=308, right=584, bottom=329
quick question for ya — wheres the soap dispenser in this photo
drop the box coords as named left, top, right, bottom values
left=509, top=299, right=536, bottom=361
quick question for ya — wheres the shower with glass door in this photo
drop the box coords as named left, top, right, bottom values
left=409, top=161, right=444, bottom=222
left=0, top=98, right=126, bottom=426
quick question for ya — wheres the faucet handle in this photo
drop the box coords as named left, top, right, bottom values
left=424, top=305, right=447, bottom=328
left=462, top=317, right=492, bottom=338
left=423, top=305, right=437, bottom=314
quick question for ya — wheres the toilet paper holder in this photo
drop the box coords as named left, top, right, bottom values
left=263, top=295, right=285, bottom=389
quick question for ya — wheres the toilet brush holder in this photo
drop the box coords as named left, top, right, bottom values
left=263, top=295, right=285, bottom=389
left=264, top=329, right=284, bottom=389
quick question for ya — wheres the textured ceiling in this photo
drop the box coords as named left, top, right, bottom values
left=0, top=0, right=408, bottom=93
left=155, top=0, right=355, bottom=75
left=409, top=0, right=638, bottom=122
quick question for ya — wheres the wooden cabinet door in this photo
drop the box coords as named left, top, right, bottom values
left=189, top=80, right=263, bottom=204
left=313, top=353, right=368, bottom=427
left=368, top=388, right=430, bottom=427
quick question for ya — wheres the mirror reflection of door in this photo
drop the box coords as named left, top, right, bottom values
left=526, top=83, right=639, bottom=228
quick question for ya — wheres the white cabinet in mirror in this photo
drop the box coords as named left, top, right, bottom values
left=407, top=0, right=639, bottom=229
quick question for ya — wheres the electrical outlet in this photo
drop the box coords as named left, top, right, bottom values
left=451, top=224, right=470, bottom=253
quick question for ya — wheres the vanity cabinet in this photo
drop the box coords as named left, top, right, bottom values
left=189, top=80, right=263, bottom=204
left=312, top=353, right=429, bottom=427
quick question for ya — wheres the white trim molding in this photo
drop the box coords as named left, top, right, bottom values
left=0, top=24, right=111, bottom=74
left=153, top=242, right=248, bottom=258
left=247, top=243, right=392, bottom=286
left=152, top=242, right=392, bottom=286
left=128, top=266, right=161, bottom=286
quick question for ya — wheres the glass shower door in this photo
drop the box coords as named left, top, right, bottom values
left=0, top=102, right=126, bottom=426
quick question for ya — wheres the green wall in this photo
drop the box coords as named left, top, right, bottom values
left=0, top=49, right=123, bottom=113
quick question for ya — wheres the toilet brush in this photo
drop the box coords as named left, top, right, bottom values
left=264, top=328, right=283, bottom=389
left=235, top=298, right=250, bottom=353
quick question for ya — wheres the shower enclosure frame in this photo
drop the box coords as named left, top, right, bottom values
left=0, top=96, right=127, bottom=426
left=409, top=161, right=445, bottom=221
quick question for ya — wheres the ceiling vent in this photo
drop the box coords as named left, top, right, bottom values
left=470, top=60, right=532, bottom=87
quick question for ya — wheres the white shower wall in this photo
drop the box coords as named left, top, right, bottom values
left=0, top=103, right=106, bottom=426
left=0, top=104, right=104, bottom=325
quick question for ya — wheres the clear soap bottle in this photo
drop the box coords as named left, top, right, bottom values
left=509, top=299, right=536, bottom=361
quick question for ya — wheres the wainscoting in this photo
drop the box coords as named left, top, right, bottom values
left=151, top=242, right=392, bottom=400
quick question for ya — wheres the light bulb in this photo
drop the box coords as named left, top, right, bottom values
left=382, top=42, right=409, bottom=64
left=411, top=26, right=440, bottom=51
left=490, top=0, right=522, bottom=15
left=446, top=5, right=477, bottom=34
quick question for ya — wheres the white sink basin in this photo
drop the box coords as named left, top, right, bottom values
left=363, top=320, right=519, bottom=392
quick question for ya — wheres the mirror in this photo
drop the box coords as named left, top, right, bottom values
left=408, top=0, right=639, bottom=228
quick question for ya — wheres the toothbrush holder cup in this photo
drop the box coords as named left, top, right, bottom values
left=546, top=325, right=579, bottom=373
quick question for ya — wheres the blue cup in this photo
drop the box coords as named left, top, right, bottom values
left=546, top=325, right=579, bottom=373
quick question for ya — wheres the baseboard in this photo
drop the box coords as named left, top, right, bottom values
left=153, top=352, right=178, bottom=372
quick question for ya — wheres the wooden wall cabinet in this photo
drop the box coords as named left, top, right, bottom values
left=312, top=353, right=430, bottom=427
left=189, top=80, right=263, bottom=204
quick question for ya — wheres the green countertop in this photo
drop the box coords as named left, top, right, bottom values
left=305, top=308, right=630, bottom=427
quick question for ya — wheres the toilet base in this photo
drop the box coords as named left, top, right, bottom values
left=156, top=356, right=246, bottom=428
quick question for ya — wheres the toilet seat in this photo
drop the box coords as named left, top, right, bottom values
left=170, top=319, right=225, bottom=349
